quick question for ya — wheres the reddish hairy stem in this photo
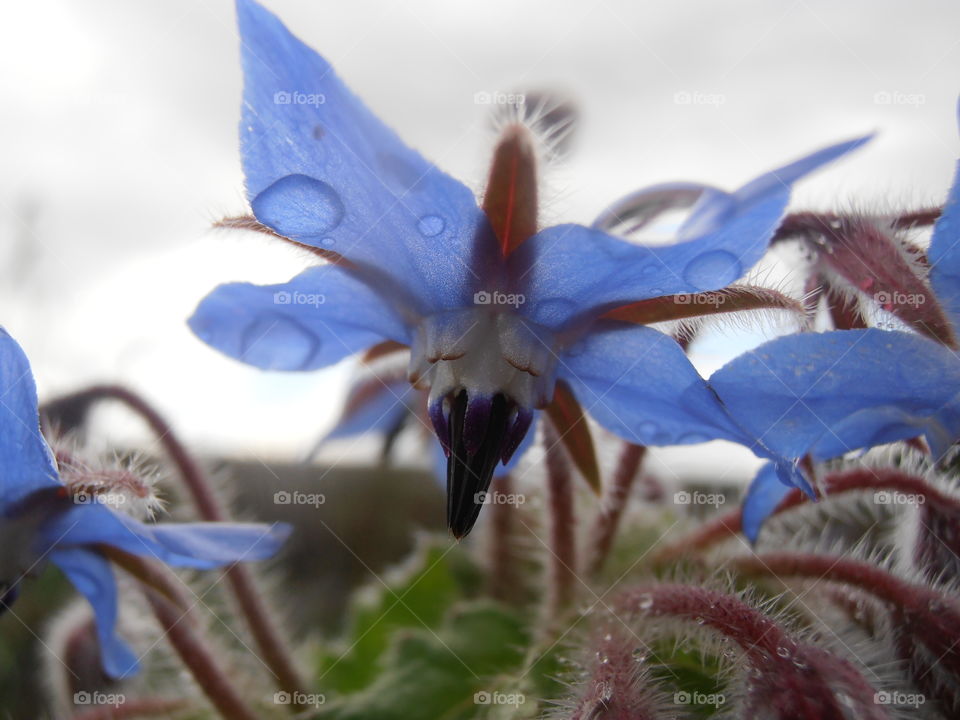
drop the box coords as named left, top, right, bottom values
left=543, top=422, right=578, bottom=616
left=71, top=699, right=189, bottom=720
left=586, top=442, right=646, bottom=576
left=487, top=474, right=522, bottom=604
left=146, top=589, right=260, bottom=720
left=42, top=386, right=307, bottom=704
left=652, top=467, right=959, bottom=564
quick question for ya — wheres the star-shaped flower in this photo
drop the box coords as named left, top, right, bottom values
left=711, top=103, right=960, bottom=540
left=190, top=0, right=868, bottom=537
left=0, top=329, right=290, bottom=678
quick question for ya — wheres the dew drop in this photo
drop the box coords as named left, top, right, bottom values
left=241, top=316, right=320, bottom=371
left=637, top=421, right=659, bottom=440
left=417, top=214, right=445, bottom=237
left=776, top=646, right=791, bottom=658
left=638, top=593, right=654, bottom=611
left=641, top=264, right=659, bottom=276
left=694, top=616, right=705, bottom=625
left=682, top=250, right=742, bottom=289
left=251, top=175, right=345, bottom=239
left=319, top=237, right=336, bottom=247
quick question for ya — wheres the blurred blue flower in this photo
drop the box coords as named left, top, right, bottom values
left=0, top=329, right=291, bottom=678
left=712, top=105, right=960, bottom=540
left=190, top=0, right=867, bottom=537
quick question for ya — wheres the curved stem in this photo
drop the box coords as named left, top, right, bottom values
left=486, top=473, right=522, bottom=604
left=43, top=386, right=307, bottom=703
left=543, top=422, right=577, bottom=616
left=585, top=442, right=646, bottom=576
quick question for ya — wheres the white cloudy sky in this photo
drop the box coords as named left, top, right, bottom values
left=0, top=0, right=957, bottom=478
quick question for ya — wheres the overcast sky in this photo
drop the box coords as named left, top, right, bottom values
left=1, top=0, right=958, bottom=480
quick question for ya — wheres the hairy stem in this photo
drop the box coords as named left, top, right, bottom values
left=543, top=422, right=578, bottom=616
left=43, top=386, right=307, bottom=704
left=586, top=442, right=646, bottom=576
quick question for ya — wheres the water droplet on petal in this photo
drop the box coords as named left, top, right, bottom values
left=641, top=264, right=659, bottom=276
left=320, top=237, right=336, bottom=247
left=417, top=214, right=445, bottom=237
left=252, top=175, right=345, bottom=239
left=241, top=316, right=320, bottom=371
left=637, top=421, right=659, bottom=440
left=682, top=250, right=741, bottom=290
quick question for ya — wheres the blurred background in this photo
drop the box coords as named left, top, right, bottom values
left=0, top=0, right=957, bottom=470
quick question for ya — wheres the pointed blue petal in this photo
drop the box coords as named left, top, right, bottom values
left=742, top=462, right=794, bottom=543
left=928, top=103, right=960, bottom=333
left=513, top=137, right=869, bottom=330
left=711, top=328, right=960, bottom=461
left=0, top=328, right=61, bottom=505
left=235, top=0, right=495, bottom=313
left=42, top=503, right=290, bottom=568
left=325, top=379, right=416, bottom=442
left=558, top=324, right=746, bottom=447
left=50, top=548, right=140, bottom=678
left=501, top=411, right=539, bottom=474
left=189, top=265, right=411, bottom=371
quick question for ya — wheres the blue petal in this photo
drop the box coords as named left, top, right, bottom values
left=189, top=265, right=411, bottom=371
left=928, top=103, right=960, bottom=333
left=325, top=379, right=416, bottom=442
left=0, top=328, right=61, bottom=505
left=42, top=503, right=291, bottom=568
left=741, top=462, right=794, bottom=543
left=710, top=329, right=960, bottom=461
left=512, top=137, right=870, bottom=330
left=50, top=548, right=140, bottom=678
left=501, top=411, right=539, bottom=474
left=235, top=0, right=496, bottom=313
left=558, top=324, right=747, bottom=447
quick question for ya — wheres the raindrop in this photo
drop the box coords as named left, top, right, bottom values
left=417, top=214, right=445, bottom=237
left=776, top=646, right=791, bottom=659
left=252, top=175, right=345, bottom=238
left=682, top=250, right=741, bottom=289
left=638, top=593, right=654, bottom=611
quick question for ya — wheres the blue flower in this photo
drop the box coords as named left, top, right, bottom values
left=190, top=0, right=868, bottom=537
left=711, top=103, right=960, bottom=540
left=0, top=329, right=291, bottom=678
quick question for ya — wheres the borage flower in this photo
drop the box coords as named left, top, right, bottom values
left=0, top=329, right=290, bottom=678
left=711, top=105, right=960, bottom=538
left=190, top=0, right=868, bottom=537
